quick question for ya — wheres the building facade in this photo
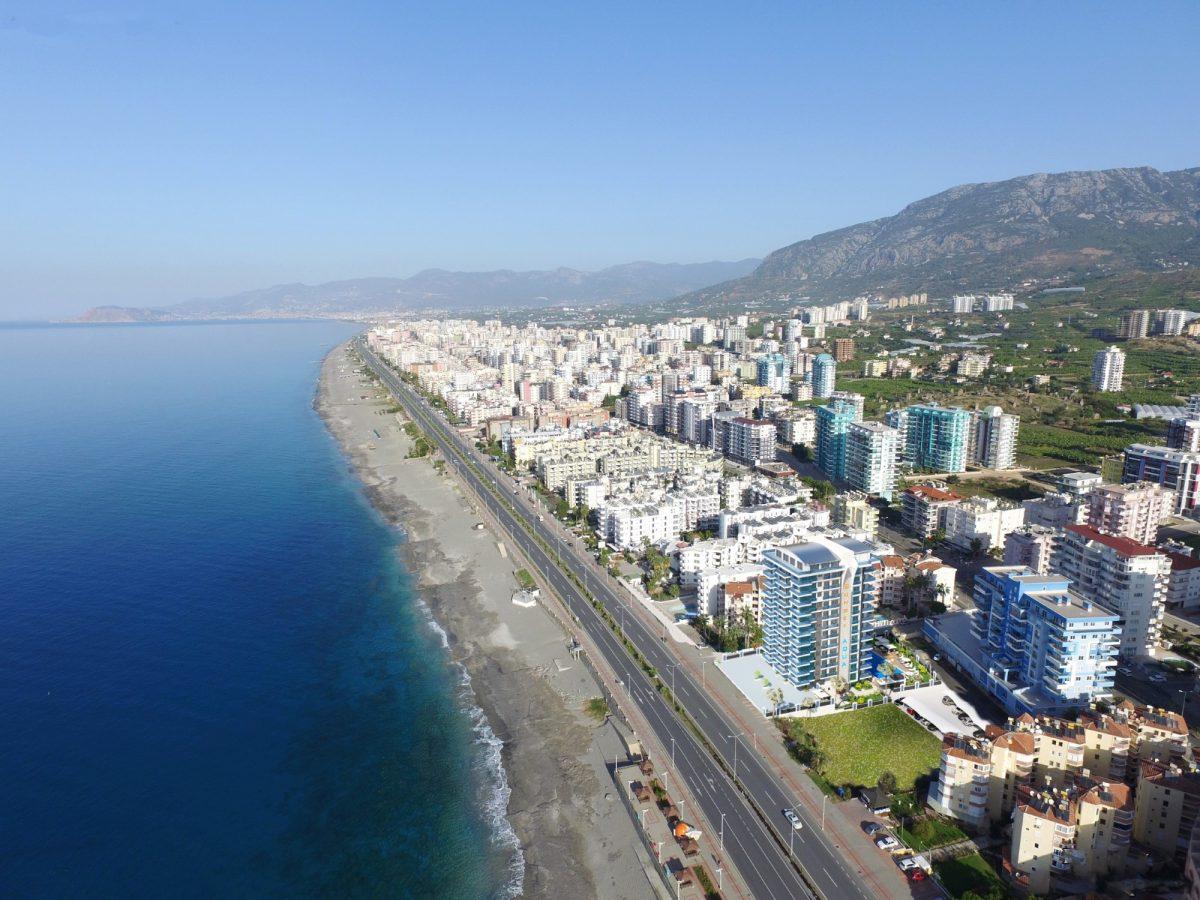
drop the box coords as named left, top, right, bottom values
left=762, top=537, right=879, bottom=688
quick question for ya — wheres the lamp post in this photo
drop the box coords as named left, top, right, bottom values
left=670, top=736, right=676, bottom=770
left=727, top=734, right=740, bottom=778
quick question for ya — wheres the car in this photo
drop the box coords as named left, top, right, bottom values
left=875, top=835, right=899, bottom=851
left=1149, top=673, right=1167, bottom=683
left=897, top=857, right=919, bottom=871
left=783, top=809, right=803, bottom=831
left=863, top=822, right=884, bottom=836
left=1117, top=666, right=1133, bottom=676
left=907, top=868, right=927, bottom=882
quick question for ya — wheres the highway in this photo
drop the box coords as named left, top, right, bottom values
left=357, top=339, right=879, bottom=900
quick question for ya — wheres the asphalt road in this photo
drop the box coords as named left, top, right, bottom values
left=357, top=341, right=882, bottom=900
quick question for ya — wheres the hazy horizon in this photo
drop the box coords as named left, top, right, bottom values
left=3, top=1, right=1199, bottom=317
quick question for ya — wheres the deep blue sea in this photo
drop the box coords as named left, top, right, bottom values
left=0, top=321, right=518, bottom=898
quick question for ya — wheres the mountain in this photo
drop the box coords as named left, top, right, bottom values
left=678, top=166, right=1200, bottom=306
left=71, top=258, right=760, bottom=322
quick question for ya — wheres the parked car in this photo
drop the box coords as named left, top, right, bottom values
left=875, top=835, right=900, bottom=851
left=863, top=822, right=885, bottom=836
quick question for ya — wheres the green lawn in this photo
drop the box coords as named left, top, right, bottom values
left=933, top=852, right=1005, bottom=899
left=895, top=817, right=967, bottom=851
left=784, top=704, right=941, bottom=791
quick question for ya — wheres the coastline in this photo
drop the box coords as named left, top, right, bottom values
left=315, top=342, right=656, bottom=899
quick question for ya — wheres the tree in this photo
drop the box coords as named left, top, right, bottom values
left=968, top=537, right=984, bottom=558
left=876, top=771, right=898, bottom=796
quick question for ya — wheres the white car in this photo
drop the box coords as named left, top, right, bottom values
left=783, top=809, right=803, bottom=831
left=875, top=835, right=900, bottom=851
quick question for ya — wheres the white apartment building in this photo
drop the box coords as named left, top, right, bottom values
left=1092, top=346, right=1126, bottom=393
left=972, top=406, right=1020, bottom=470
left=845, top=421, right=899, bottom=500
left=1051, top=524, right=1170, bottom=660
left=697, top=563, right=764, bottom=619
left=1022, top=491, right=1085, bottom=528
left=1084, top=482, right=1176, bottom=545
left=943, top=496, right=1025, bottom=553
left=1003, top=525, right=1057, bottom=575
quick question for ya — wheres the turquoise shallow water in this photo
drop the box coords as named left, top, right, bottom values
left=0, top=321, right=517, bottom=898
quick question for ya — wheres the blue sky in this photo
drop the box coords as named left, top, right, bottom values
left=2, top=1, right=1198, bottom=317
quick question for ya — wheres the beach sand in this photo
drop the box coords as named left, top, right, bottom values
left=317, top=343, right=658, bottom=899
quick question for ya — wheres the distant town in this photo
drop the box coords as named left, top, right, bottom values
left=364, top=289, right=1200, bottom=898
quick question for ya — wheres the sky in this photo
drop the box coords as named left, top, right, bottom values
left=2, top=1, right=1199, bottom=318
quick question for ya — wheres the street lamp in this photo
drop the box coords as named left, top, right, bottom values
left=670, top=736, right=676, bottom=769
left=667, top=664, right=678, bottom=699
left=727, top=734, right=740, bottom=778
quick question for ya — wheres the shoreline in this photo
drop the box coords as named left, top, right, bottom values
left=315, top=341, right=656, bottom=899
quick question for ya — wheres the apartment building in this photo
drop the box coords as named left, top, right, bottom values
left=1092, top=346, right=1126, bottom=392
left=762, top=537, right=879, bottom=688
left=844, top=421, right=899, bottom=500
left=943, top=496, right=1025, bottom=553
left=724, top=576, right=764, bottom=627
left=811, top=353, right=837, bottom=398
left=1133, top=762, right=1200, bottom=864
left=830, top=491, right=878, bottom=537
left=1085, top=482, right=1175, bottom=544
left=1163, top=548, right=1200, bottom=612
left=1011, top=780, right=1132, bottom=894
left=1051, top=524, right=1169, bottom=661
left=1123, top=444, right=1200, bottom=515
left=1168, top=417, right=1200, bottom=453
left=1022, top=491, right=1085, bottom=528
left=832, top=338, right=855, bottom=362
left=697, top=563, right=765, bottom=619
left=972, top=406, right=1020, bottom=470
left=928, top=734, right=993, bottom=829
left=901, top=483, right=962, bottom=538
left=931, top=702, right=1188, bottom=829
left=710, top=413, right=777, bottom=466
left=925, top=567, right=1120, bottom=716
left=815, top=399, right=858, bottom=483
left=1003, top=525, right=1057, bottom=575
left=904, top=404, right=972, bottom=473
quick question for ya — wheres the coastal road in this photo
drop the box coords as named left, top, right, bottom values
left=357, top=341, right=879, bottom=900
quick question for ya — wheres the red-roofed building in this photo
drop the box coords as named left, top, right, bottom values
left=1052, top=524, right=1171, bottom=660
left=1163, top=548, right=1200, bottom=613
left=901, top=483, right=963, bottom=539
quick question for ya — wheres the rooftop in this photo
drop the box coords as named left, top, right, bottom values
left=1063, top=523, right=1161, bottom=557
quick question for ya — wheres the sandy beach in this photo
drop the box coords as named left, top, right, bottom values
left=316, top=342, right=658, bottom=899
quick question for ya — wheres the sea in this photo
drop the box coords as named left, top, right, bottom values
left=0, top=321, right=520, bottom=898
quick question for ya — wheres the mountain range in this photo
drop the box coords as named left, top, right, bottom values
left=72, top=259, right=761, bottom=322
left=75, top=165, right=1200, bottom=322
left=678, top=166, right=1200, bottom=306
